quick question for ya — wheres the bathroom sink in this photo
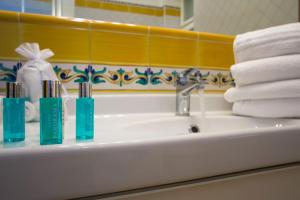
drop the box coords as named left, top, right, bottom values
left=17, top=111, right=300, bottom=145
left=0, top=94, right=300, bottom=200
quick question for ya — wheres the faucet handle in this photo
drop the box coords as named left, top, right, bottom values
left=189, top=70, right=202, bottom=81
left=181, top=68, right=200, bottom=77
left=176, top=73, right=188, bottom=86
left=176, top=68, right=204, bottom=86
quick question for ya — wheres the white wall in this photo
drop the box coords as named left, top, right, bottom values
left=194, top=0, right=299, bottom=35
left=61, top=0, right=75, bottom=17
left=164, top=0, right=181, bottom=7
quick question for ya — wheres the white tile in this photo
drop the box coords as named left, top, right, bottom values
left=194, top=0, right=299, bottom=35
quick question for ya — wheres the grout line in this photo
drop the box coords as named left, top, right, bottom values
left=149, top=34, right=198, bottom=41
left=87, top=20, right=93, bottom=68
left=16, top=12, right=22, bottom=63
left=146, top=26, right=151, bottom=68
left=198, top=39, right=233, bottom=45
left=91, top=28, right=148, bottom=36
left=196, top=32, right=200, bottom=67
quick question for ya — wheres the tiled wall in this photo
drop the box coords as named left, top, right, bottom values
left=194, top=0, right=299, bottom=35
left=0, top=10, right=235, bottom=93
left=75, top=0, right=180, bottom=28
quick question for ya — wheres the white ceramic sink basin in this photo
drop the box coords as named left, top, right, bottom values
left=0, top=94, right=300, bottom=200
left=15, top=111, right=300, bottom=145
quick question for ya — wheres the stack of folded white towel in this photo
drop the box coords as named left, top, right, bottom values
left=224, top=23, right=300, bottom=118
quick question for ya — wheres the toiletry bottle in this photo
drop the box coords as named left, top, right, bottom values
left=3, top=82, right=25, bottom=143
left=40, top=80, right=63, bottom=145
left=76, top=82, right=94, bottom=140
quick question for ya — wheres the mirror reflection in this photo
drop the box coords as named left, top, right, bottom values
left=0, top=0, right=299, bottom=35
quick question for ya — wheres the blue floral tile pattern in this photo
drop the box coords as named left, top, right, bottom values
left=55, top=65, right=180, bottom=86
left=209, top=72, right=235, bottom=87
left=0, top=61, right=234, bottom=91
left=0, top=62, right=22, bottom=82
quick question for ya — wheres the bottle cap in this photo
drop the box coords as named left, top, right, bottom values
left=6, top=82, right=22, bottom=98
left=79, top=82, right=92, bottom=98
left=42, top=80, right=61, bottom=98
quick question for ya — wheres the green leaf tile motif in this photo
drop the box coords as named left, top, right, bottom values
left=0, top=62, right=234, bottom=89
left=0, top=62, right=22, bottom=82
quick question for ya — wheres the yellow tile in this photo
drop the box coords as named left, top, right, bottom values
left=85, top=0, right=100, bottom=9
left=18, top=12, right=90, bottom=62
left=0, top=11, right=20, bottom=59
left=100, top=2, right=128, bottom=12
left=90, top=20, right=148, bottom=65
left=130, top=5, right=156, bottom=16
left=91, top=20, right=148, bottom=34
left=149, top=27, right=197, bottom=67
left=149, top=36, right=197, bottom=67
left=20, top=12, right=90, bottom=29
left=199, top=32, right=235, bottom=43
left=150, top=26, right=198, bottom=39
left=74, top=0, right=181, bottom=17
left=21, top=23, right=90, bottom=63
left=165, top=7, right=180, bottom=17
left=75, top=0, right=180, bottom=17
left=198, top=40, right=235, bottom=70
left=154, top=9, right=164, bottom=16
left=90, top=30, right=148, bottom=65
left=0, top=10, right=19, bottom=22
left=75, top=0, right=86, bottom=7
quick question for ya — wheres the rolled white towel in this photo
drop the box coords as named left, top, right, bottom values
left=234, top=23, right=300, bottom=63
left=233, top=98, right=300, bottom=118
left=25, top=101, right=36, bottom=122
left=231, top=54, right=300, bottom=86
left=32, top=101, right=40, bottom=122
left=0, top=99, right=37, bottom=123
left=224, top=79, right=300, bottom=103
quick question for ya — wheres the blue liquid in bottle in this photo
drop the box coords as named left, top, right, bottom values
left=40, top=98, right=63, bottom=145
left=76, top=97, right=94, bottom=140
left=3, top=98, right=25, bottom=143
left=40, top=80, right=63, bottom=145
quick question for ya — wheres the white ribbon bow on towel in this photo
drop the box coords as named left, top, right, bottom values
left=16, top=43, right=56, bottom=79
left=15, top=43, right=68, bottom=122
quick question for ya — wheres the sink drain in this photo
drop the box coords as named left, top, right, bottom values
left=189, top=125, right=200, bottom=133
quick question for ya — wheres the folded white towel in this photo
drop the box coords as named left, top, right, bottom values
left=231, top=54, right=300, bottom=86
left=233, top=98, right=300, bottom=118
left=234, top=23, right=300, bottom=63
left=224, top=79, right=300, bottom=103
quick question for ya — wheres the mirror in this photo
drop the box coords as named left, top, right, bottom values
left=0, top=0, right=299, bottom=35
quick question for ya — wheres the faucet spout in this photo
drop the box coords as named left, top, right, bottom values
left=180, top=83, right=203, bottom=96
left=175, top=68, right=205, bottom=116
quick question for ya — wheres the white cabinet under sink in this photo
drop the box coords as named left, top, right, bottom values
left=110, top=165, right=300, bottom=200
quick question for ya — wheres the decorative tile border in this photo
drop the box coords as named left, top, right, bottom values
left=0, top=61, right=234, bottom=92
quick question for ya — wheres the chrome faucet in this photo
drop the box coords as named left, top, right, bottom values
left=175, top=68, right=206, bottom=116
